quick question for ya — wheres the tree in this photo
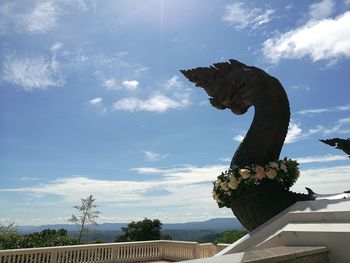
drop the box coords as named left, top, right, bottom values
left=0, top=222, right=20, bottom=250
left=115, top=218, right=170, bottom=242
left=0, top=222, right=18, bottom=235
left=68, top=194, right=100, bottom=243
left=215, top=229, right=248, bottom=244
left=0, top=228, right=77, bottom=250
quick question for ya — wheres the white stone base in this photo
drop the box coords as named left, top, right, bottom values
left=218, top=198, right=350, bottom=263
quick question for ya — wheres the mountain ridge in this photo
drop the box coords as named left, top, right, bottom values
left=19, top=217, right=243, bottom=233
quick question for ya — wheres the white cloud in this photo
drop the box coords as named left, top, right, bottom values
left=61, top=0, right=91, bottom=12
left=102, top=79, right=139, bottom=91
left=50, top=42, right=63, bottom=72
left=89, top=97, right=103, bottom=107
left=223, top=2, right=275, bottom=29
left=112, top=85, right=190, bottom=113
left=298, top=108, right=330, bottom=115
left=112, top=94, right=188, bottom=113
left=20, top=177, right=38, bottom=181
left=232, top=121, right=308, bottom=144
left=3, top=163, right=350, bottom=223
left=198, top=100, right=209, bottom=106
left=2, top=53, right=64, bottom=90
left=286, top=117, right=350, bottom=143
left=0, top=177, right=155, bottom=203
left=122, top=80, right=139, bottom=90
left=231, top=121, right=302, bottom=145
left=23, top=1, right=61, bottom=34
left=68, top=51, right=148, bottom=88
left=142, top=151, right=168, bottom=162
left=320, top=117, right=350, bottom=135
left=295, top=154, right=348, bottom=164
left=298, top=104, right=350, bottom=115
left=0, top=3, right=15, bottom=34
left=0, top=0, right=95, bottom=35
left=290, top=84, right=311, bottom=92
left=337, top=105, right=350, bottom=111
left=103, top=78, right=117, bottom=89
left=164, top=75, right=191, bottom=104
left=285, top=121, right=304, bottom=144
left=309, top=0, right=335, bottom=20
left=233, top=134, right=244, bottom=143
left=131, top=167, right=165, bottom=174
left=0, top=164, right=228, bottom=215
left=233, top=117, right=350, bottom=145
left=112, top=97, right=140, bottom=111
left=165, top=75, right=182, bottom=89
left=263, top=11, right=350, bottom=63
left=292, top=165, right=350, bottom=194
left=51, top=42, right=63, bottom=52
left=218, top=157, right=231, bottom=163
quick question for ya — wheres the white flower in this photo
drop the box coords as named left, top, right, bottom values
left=228, top=177, right=239, bottom=189
left=269, top=162, right=279, bottom=169
left=266, top=168, right=277, bottom=179
left=239, top=168, right=250, bottom=179
left=280, top=163, right=288, bottom=173
left=220, top=181, right=229, bottom=191
left=213, top=194, right=220, bottom=202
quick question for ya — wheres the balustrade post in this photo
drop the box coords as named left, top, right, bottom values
left=50, top=251, right=57, bottom=263
left=111, top=246, right=117, bottom=262
left=194, top=244, right=201, bottom=259
left=159, top=242, right=164, bottom=260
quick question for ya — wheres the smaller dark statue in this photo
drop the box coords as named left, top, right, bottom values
left=320, top=138, right=350, bottom=158
left=181, top=60, right=313, bottom=231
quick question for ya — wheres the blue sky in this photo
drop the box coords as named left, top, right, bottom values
left=1, top=0, right=350, bottom=226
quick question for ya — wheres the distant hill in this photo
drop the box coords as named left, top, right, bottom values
left=19, top=218, right=242, bottom=234
left=19, top=223, right=127, bottom=233
left=163, top=218, right=242, bottom=230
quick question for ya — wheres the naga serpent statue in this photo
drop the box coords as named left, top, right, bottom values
left=181, top=59, right=313, bottom=231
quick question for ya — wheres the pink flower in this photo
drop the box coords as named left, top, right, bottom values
left=254, top=166, right=266, bottom=180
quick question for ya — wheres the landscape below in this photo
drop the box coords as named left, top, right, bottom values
left=18, top=218, right=243, bottom=243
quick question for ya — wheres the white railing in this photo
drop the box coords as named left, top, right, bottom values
left=0, top=240, right=218, bottom=263
left=216, top=243, right=231, bottom=252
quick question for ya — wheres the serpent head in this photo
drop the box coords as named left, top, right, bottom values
left=180, top=59, right=269, bottom=115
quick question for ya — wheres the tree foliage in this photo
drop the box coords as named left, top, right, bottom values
left=68, top=194, right=100, bottom=243
left=0, top=222, right=18, bottom=235
left=215, top=229, right=248, bottom=244
left=0, top=229, right=78, bottom=250
left=115, top=218, right=170, bottom=242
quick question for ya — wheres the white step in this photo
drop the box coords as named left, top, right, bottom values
left=181, top=246, right=329, bottom=263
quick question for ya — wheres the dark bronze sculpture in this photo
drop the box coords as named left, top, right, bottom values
left=320, top=138, right=350, bottom=158
left=181, top=60, right=313, bottom=231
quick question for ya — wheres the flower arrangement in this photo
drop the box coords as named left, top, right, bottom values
left=212, top=158, right=300, bottom=208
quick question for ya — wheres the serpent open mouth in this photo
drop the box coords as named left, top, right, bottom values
left=180, top=60, right=255, bottom=115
